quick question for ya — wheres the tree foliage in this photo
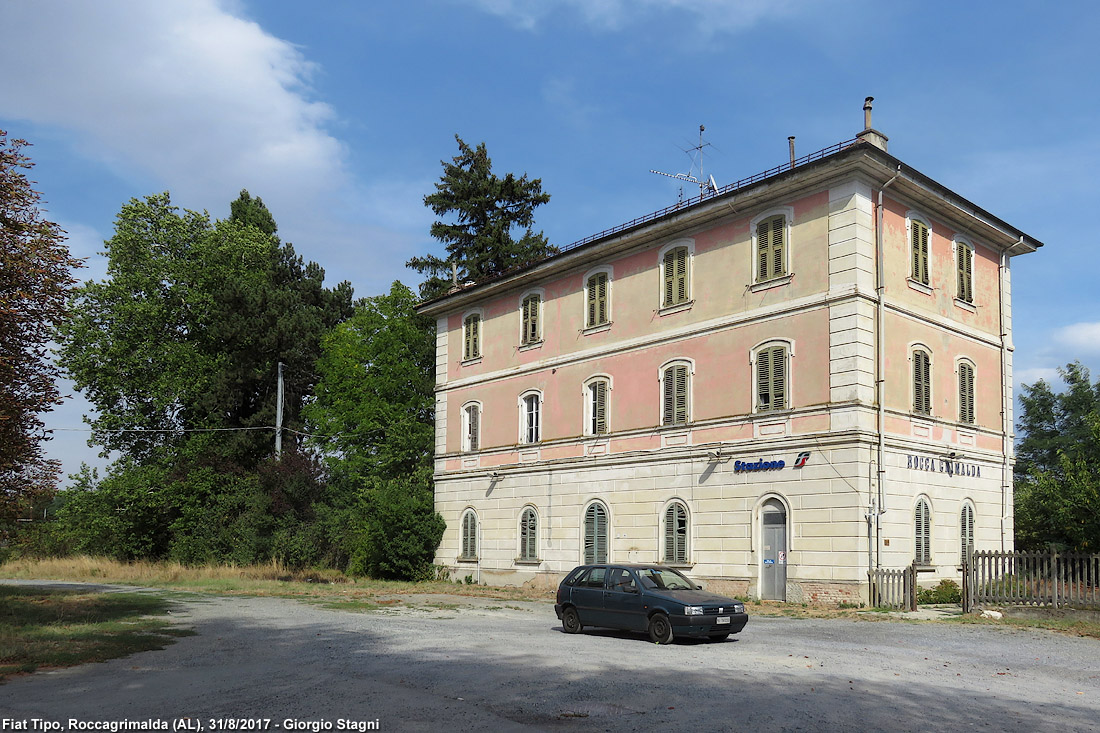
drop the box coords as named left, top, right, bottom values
left=1014, top=362, right=1100, bottom=551
left=306, top=282, right=444, bottom=578
left=407, top=135, right=556, bottom=300
left=0, top=131, right=83, bottom=524
left=59, top=191, right=353, bottom=466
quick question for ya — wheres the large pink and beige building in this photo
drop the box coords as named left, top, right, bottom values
left=417, top=106, right=1042, bottom=603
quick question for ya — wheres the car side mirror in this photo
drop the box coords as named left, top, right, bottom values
left=696, top=584, right=703, bottom=590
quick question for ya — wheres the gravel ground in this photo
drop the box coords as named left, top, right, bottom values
left=2, top=580, right=1099, bottom=732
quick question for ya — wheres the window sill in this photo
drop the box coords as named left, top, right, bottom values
left=664, top=563, right=694, bottom=570
left=456, top=557, right=478, bottom=564
left=518, top=340, right=543, bottom=352
left=582, top=322, right=612, bottom=335
left=657, top=299, right=694, bottom=316
left=514, top=558, right=542, bottom=566
left=750, top=274, right=793, bottom=293
left=907, top=278, right=933, bottom=296
left=460, top=356, right=483, bottom=367
left=953, top=298, right=975, bottom=313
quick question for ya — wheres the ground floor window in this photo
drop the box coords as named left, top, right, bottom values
left=583, top=502, right=608, bottom=564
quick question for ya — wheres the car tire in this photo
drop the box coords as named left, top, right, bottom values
left=562, top=606, right=582, bottom=634
left=708, top=633, right=730, bottom=641
left=648, top=613, right=674, bottom=644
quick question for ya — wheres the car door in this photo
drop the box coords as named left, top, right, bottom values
left=570, top=566, right=608, bottom=627
left=602, top=567, right=646, bottom=632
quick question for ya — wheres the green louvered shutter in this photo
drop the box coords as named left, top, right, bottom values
left=914, top=350, right=931, bottom=414
left=772, top=347, right=787, bottom=409
left=461, top=511, right=476, bottom=559
left=757, top=216, right=785, bottom=281
left=584, top=503, right=607, bottom=564
left=915, top=499, right=931, bottom=565
left=757, top=348, right=772, bottom=411
left=663, top=249, right=676, bottom=306
left=960, top=504, right=974, bottom=565
left=959, top=362, right=975, bottom=424
left=664, top=503, right=687, bottom=564
left=771, top=217, right=785, bottom=278
left=674, top=247, right=688, bottom=303
left=912, top=221, right=929, bottom=284
left=662, top=366, right=675, bottom=425
left=591, top=380, right=608, bottom=435
left=467, top=405, right=479, bottom=451
left=674, top=365, right=689, bottom=424
left=464, top=315, right=480, bottom=360
left=597, top=273, right=608, bottom=324
left=957, top=243, right=973, bottom=303
left=586, top=275, right=597, bottom=326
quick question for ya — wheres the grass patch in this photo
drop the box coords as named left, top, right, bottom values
left=0, top=586, right=192, bottom=681
left=946, top=614, right=1100, bottom=639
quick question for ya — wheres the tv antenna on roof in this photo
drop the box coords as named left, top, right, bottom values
left=650, top=124, right=720, bottom=203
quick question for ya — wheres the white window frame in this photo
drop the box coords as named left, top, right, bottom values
left=518, top=288, right=545, bottom=347
left=750, top=339, right=794, bottom=413
left=662, top=499, right=690, bottom=565
left=657, top=238, right=695, bottom=312
left=461, top=308, right=485, bottom=362
left=750, top=206, right=794, bottom=285
left=909, top=343, right=934, bottom=416
left=518, top=505, right=539, bottom=563
left=582, top=265, right=613, bottom=331
left=461, top=401, right=482, bottom=452
left=518, top=389, right=543, bottom=444
left=956, top=357, right=976, bottom=425
left=459, top=508, right=478, bottom=561
left=906, top=211, right=933, bottom=292
left=658, top=358, right=695, bottom=427
left=953, top=236, right=976, bottom=307
left=582, top=374, right=613, bottom=436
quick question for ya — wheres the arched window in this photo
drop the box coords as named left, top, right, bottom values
left=460, top=509, right=478, bottom=560
left=915, top=497, right=932, bottom=566
left=661, top=244, right=691, bottom=307
left=755, top=343, right=789, bottom=412
left=519, top=507, right=538, bottom=562
left=520, top=293, right=541, bottom=345
left=585, top=377, right=610, bottom=435
left=520, top=391, right=541, bottom=444
left=463, top=313, right=481, bottom=360
left=585, top=271, right=609, bottom=328
left=958, top=361, right=975, bottom=424
left=583, top=502, right=608, bottom=564
left=912, top=348, right=932, bottom=415
left=661, top=361, right=691, bottom=426
left=462, top=403, right=480, bottom=452
left=663, top=502, right=688, bottom=564
left=960, top=503, right=975, bottom=564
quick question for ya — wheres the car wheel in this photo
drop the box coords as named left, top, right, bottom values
left=648, top=613, right=674, bottom=644
left=708, top=633, right=730, bottom=641
left=562, top=606, right=582, bottom=634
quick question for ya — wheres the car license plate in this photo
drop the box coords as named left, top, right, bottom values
left=716, top=616, right=730, bottom=625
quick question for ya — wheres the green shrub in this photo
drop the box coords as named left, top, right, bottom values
left=917, top=579, right=961, bottom=604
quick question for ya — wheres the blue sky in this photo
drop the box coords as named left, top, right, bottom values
left=3, top=0, right=1098, bottom=483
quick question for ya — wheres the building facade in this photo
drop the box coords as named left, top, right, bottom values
left=417, top=114, right=1042, bottom=603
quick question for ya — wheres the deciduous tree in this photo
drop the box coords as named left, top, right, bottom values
left=0, top=131, right=83, bottom=524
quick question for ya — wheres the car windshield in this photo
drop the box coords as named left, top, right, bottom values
left=637, top=567, right=695, bottom=591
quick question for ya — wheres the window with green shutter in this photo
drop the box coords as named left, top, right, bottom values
left=464, top=404, right=480, bottom=452
left=756, top=345, right=788, bottom=412
left=463, top=313, right=481, bottom=360
left=915, top=498, right=931, bottom=565
left=911, top=219, right=930, bottom=284
left=521, top=294, right=540, bottom=344
left=588, top=379, right=609, bottom=435
left=662, top=363, right=690, bottom=426
left=756, top=215, right=786, bottom=282
left=958, top=362, right=975, bottom=424
left=662, top=246, right=690, bottom=306
left=956, top=241, right=973, bottom=303
left=960, top=503, right=975, bottom=565
left=913, top=349, right=931, bottom=415
left=586, top=272, right=609, bottom=327
left=583, top=502, right=608, bottom=564
left=519, top=507, right=538, bottom=561
left=460, top=510, right=477, bottom=560
left=663, top=502, right=688, bottom=564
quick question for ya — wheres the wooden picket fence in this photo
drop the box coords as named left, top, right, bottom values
left=963, top=550, right=1100, bottom=612
left=869, top=563, right=917, bottom=611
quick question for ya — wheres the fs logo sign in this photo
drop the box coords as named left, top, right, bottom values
left=793, top=451, right=811, bottom=468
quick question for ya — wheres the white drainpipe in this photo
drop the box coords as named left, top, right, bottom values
left=999, top=237, right=1024, bottom=552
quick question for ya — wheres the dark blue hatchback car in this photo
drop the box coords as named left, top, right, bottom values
left=555, top=564, right=748, bottom=643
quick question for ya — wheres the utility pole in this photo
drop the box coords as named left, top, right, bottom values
left=275, top=361, right=285, bottom=459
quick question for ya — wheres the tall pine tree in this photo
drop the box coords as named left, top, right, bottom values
left=408, top=135, right=556, bottom=300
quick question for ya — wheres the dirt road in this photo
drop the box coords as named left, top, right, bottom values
left=2, top=581, right=1098, bottom=731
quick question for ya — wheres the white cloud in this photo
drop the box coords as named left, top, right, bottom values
left=1, top=0, right=348, bottom=249
left=467, top=0, right=807, bottom=33
left=1053, top=322, right=1100, bottom=355
left=1015, top=367, right=1062, bottom=389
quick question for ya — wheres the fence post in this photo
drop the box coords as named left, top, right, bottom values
left=1051, top=549, right=1059, bottom=610
left=909, top=562, right=918, bottom=611
left=961, top=554, right=970, bottom=613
